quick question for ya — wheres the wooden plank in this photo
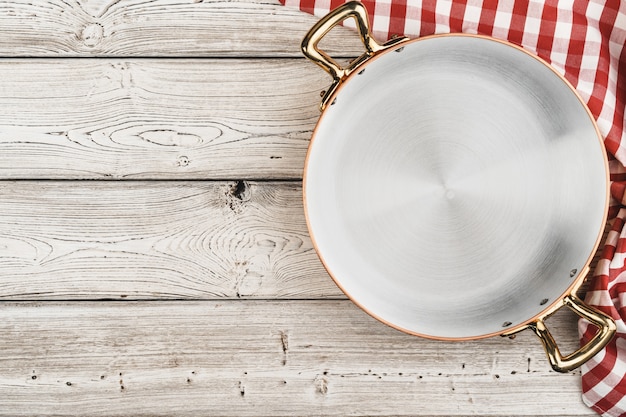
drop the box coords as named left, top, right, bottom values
left=0, top=300, right=595, bottom=416
left=0, top=58, right=328, bottom=180
left=0, top=181, right=339, bottom=300
left=0, top=0, right=366, bottom=57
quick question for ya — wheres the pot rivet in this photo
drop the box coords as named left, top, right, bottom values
left=331, top=98, right=337, bottom=106
left=502, top=321, right=512, bottom=327
left=570, top=269, right=578, bottom=277
left=540, top=298, right=549, bottom=305
left=394, top=46, right=405, bottom=53
left=358, top=69, right=365, bottom=75
left=320, top=90, right=326, bottom=98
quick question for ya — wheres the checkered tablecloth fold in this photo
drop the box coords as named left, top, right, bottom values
left=284, top=0, right=626, bottom=415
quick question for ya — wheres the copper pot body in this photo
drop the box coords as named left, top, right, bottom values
left=302, top=1, right=616, bottom=372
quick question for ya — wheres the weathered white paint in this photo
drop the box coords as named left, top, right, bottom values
left=0, top=0, right=365, bottom=56
left=0, top=0, right=605, bottom=415
left=0, top=300, right=595, bottom=416
left=0, top=181, right=337, bottom=299
left=0, top=59, right=329, bottom=179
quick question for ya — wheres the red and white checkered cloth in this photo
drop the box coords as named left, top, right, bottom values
left=283, top=0, right=626, bottom=414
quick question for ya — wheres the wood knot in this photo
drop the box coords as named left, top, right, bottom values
left=225, top=181, right=251, bottom=213
left=314, top=375, right=328, bottom=395
left=230, top=181, right=250, bottom=201
left=177, top=155, right=190, bottom=167
left=80, top=23, right=104, bottom=47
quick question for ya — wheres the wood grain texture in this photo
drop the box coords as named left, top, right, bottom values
left=0, top=181, right=338, bottom=300
left=0, top=0, right=366, bottom=57
left=0, top=1, right=605, bottom=415
left=0, top=300, right=595, bottom=417
left=0, top=58, right=331, bottom=180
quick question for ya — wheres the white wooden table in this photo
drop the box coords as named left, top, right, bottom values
left=0, top=1, right=601, bottom=415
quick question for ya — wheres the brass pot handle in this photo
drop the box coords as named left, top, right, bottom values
left=530, top=294, right=616, bottom=372
left=301, top=0, right=408, bottom=111
left=505, top=277, right=616, bottom=373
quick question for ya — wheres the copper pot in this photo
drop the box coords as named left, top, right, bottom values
left=302, top=1, right=616, bottom=372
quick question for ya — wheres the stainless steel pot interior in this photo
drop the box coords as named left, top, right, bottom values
left=304, top=34, right=609, bottom=339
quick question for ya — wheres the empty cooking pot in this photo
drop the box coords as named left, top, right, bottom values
left=301, top=1, right=616, bottom=372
